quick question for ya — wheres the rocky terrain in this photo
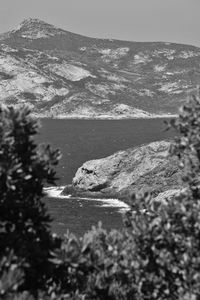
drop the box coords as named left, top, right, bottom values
left=62, top=141, right=182, bottom=201
left=0, top=18, right=200, bottom=118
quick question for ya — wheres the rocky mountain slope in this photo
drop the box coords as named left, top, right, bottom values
left=62, top=141, right=182, bottom=200
left=0, top=18, right=200, bottom=118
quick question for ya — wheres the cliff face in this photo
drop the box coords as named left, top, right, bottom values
left=0, top=18, right=200, bottom=118
left=66, top=141, right=181, bottom=200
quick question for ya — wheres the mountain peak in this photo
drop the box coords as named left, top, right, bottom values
left=19, top=18, right=51, bottom=28
left=15, top=18, right=61, bottom=39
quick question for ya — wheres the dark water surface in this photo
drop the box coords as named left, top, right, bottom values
left=45, top=197, right=127, bottom=237
left=36, top=119, right=176, bottom=236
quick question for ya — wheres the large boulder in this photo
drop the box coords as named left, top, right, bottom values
left=64, top=141, right=181, bottom=200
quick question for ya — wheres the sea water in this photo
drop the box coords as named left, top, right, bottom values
left=37, top=119, right=176, bottom=236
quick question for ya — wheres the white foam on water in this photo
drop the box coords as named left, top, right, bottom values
left=72, top=196, right=129, bottom=211
left=44, top=186, right=130, bottom=211
left=44, top=186, right=71, bottom=199
left=94, top=198, right=129, bottom=210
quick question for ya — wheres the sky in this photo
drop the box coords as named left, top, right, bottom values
left=0, top=0, right=200, bottom=47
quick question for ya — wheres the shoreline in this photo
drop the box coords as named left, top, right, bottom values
left=44, top=186, right=130, bottom=211
left=34, top=114, right=178, bottom=120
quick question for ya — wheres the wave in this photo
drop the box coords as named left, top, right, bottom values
left=93, top=198, right=129, bottom=210
left=44, top=186, right=129, bottom=211
left=44, top=186, right=71, bottom=199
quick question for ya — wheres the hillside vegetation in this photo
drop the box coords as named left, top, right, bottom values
left=0, top=19, right=200, bottom=118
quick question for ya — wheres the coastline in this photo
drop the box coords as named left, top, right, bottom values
left=44, top=186, right=130, bottom=212
left=33, top=114, right=178, bottom=120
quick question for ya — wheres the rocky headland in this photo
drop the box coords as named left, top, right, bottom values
left=62, top=140, right=182, bottom=202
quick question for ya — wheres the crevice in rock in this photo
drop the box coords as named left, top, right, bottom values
left=88, top=182, right=108, bottom=192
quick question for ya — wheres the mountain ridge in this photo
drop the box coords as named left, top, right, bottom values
left=5, top=18, right=199, bottom=48
left=0, top=18, right=199, bottom=118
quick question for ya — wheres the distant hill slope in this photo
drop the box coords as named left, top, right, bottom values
left=0, top=18, right=200, bottom=118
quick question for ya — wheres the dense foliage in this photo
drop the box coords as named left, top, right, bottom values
left=1, top=93, right=200, bottom=299
left=0, top=106, right=61, bottom=296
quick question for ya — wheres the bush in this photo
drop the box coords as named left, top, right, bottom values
left=56, top=223, right=137, bottom=300
left=0, top=106, right=61, bottom=295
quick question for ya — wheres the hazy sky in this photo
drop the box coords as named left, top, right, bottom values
left=0, top=0, right=200, bottom=47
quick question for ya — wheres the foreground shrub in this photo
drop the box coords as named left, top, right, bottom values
left=0, top=106, right=61, bottom=294
left=56, top=223, right=137, bottom=300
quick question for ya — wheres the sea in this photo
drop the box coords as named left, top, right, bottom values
left=36, top=119, right=176, bottom=237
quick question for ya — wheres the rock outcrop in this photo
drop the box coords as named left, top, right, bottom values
left=62, top=141, right=182, bottom=200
